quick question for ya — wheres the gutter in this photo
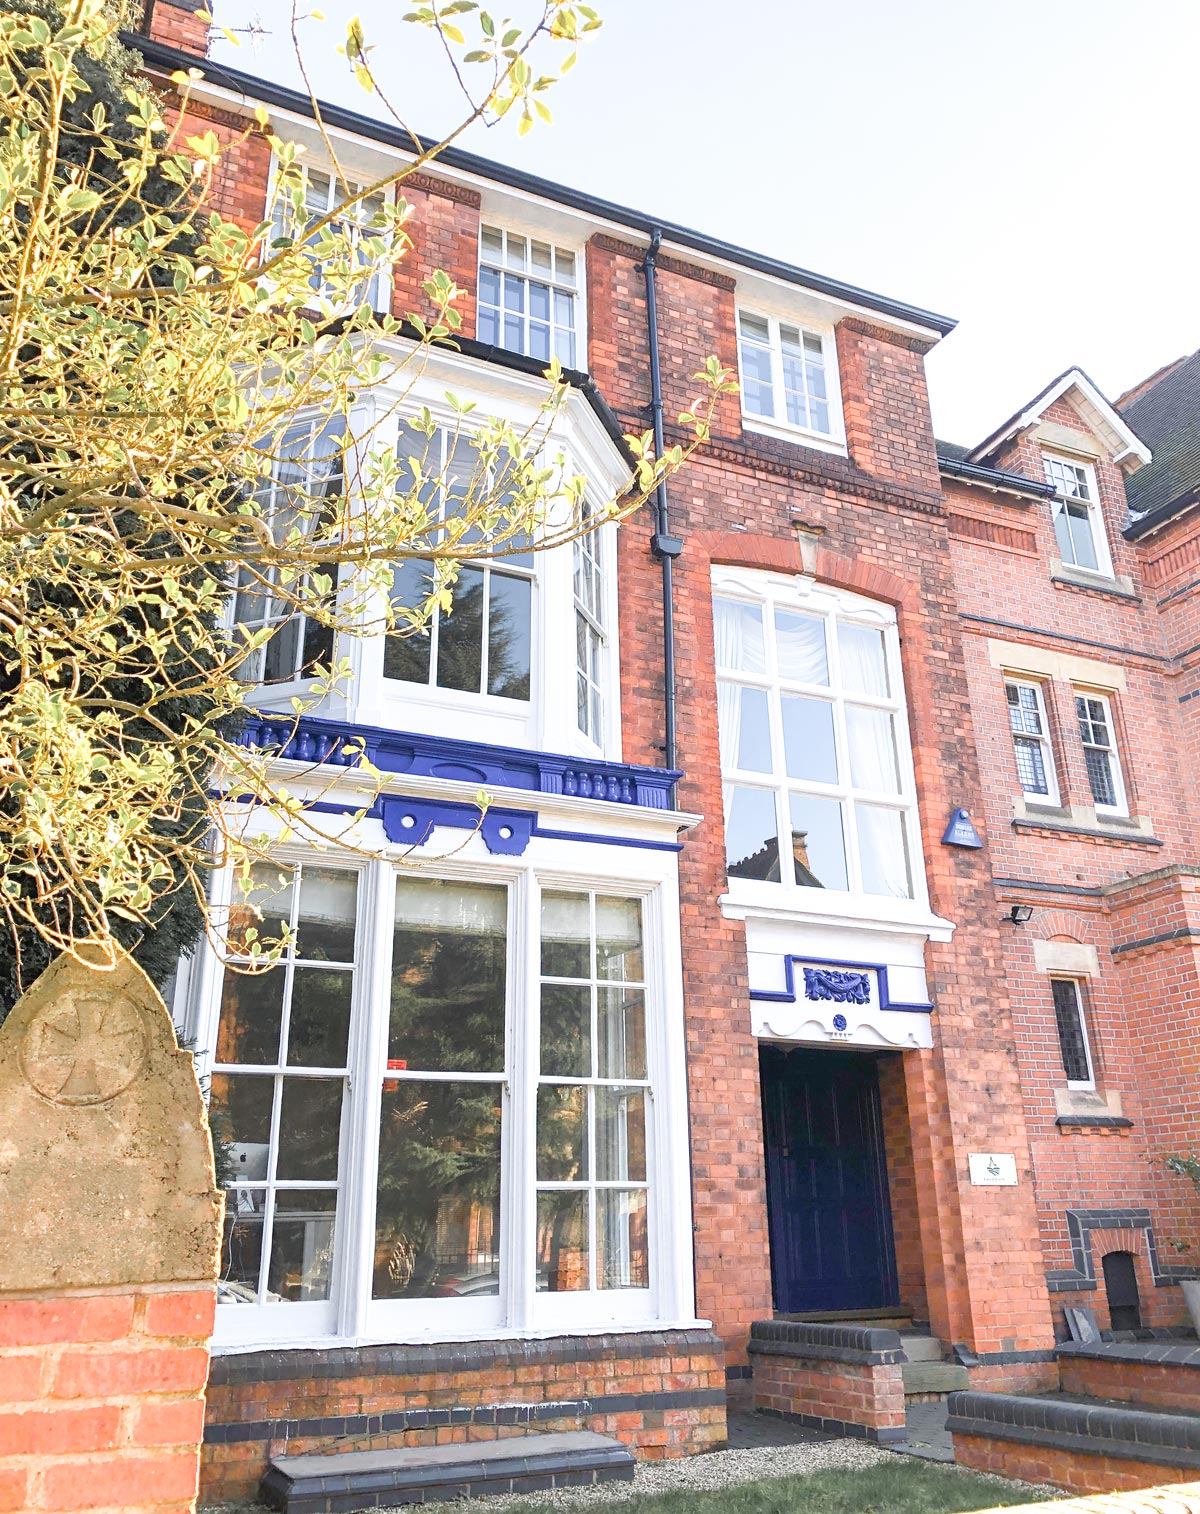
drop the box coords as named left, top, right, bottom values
left=124, top=30, right=958, bottom=339
left=937, top=454, right=1055, bottom=501
left=1124, top=490, right=1200, bottom=541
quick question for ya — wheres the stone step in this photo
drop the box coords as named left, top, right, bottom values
left=902, top=1360, right=970, bottom=1397
left=899, top=1334, right=946, bottom=1363
left=778, top=1309, right=914, bottom=1331
left=260, top=1432, right=636, bottom=1514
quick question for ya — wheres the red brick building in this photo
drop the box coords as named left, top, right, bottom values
left=133, top=0, right=1200, bottom=1499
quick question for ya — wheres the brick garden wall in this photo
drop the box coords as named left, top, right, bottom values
left=953, top=1434, right=1197, bottom=1497
left=0, top=1289, right=216, bottom=1514
left=747, top=1323, right=905, bottom=1442
left=201, top=1330, right=726, bottom=1504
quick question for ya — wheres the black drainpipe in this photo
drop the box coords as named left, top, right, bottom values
left=641, top=230, right=683, bottom=788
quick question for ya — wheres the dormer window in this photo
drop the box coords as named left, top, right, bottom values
left=736, top=311, right=835, bottom=441
left=269, top=162, right=391, bottom=314
left=1042, top=453, right=1111, bottom=576
left=477, top=226, right=578, bottom=366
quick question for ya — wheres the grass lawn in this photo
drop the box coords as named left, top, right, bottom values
left=498, top=1461, right=1055, bottom=1514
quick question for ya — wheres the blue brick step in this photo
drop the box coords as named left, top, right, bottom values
left=260, top=1431, right=637, bottom=1513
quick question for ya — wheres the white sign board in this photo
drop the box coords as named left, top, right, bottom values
left=969, top=1152, right=1018, bottom=1187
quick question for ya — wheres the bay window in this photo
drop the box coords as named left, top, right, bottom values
left=232, top=415, right=344, bottom=685
left=573, top=501, right=607, bottom=743
left=386, top=425, right=534, bottom=702
left=196, top=855, right=684, bottom=1346
left=714, top=575, right=920, bottom=902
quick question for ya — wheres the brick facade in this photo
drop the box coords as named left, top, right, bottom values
left=127, top=0, right=1200, bottom=1480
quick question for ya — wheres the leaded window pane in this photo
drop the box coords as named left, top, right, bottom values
left=1052, top=979, right=1092, bottom=1084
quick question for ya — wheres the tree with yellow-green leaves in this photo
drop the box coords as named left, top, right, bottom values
left=0, top=0, right=735, bottom=1011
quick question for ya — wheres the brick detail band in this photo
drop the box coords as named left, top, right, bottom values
left=589, top=234, right=736, bottom=291
left=405, top=171, right=481, bottom=207
left=1046, top=1208, right=1172, bottom=1293
left=836, top=316, right=936, bottom=356
left=949, top=511, right=1037, bottom=554
left=206, top=1385, right=726, bottom=1446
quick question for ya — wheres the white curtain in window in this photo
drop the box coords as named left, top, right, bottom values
left=846, top=706, right=899, bottom=793
left=394, top=877, right=507, bottom=931
left=839, top=622, right=888, bottom=697
left=855, top=806, right=910, bottom=898
left=713, top=600, right=746, bottom=772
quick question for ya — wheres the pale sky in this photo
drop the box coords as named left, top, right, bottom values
left=210, top=0, right=1200, bottom=446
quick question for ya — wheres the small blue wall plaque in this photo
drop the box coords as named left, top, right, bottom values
left=942, top=808, right=983, bottom=849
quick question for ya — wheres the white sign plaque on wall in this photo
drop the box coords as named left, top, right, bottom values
left=968, top=1153, right=1018, bottom=1187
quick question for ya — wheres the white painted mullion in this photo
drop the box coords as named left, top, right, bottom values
left=337, top=858, right=391, bottom=1339
left=505, top=868, right=536, bottom=1331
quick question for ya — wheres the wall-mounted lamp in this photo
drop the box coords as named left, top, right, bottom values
left=1004, top=904, right=1035, bottom=925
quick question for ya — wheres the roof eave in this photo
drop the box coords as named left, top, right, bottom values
left=126, top=31, right=958, bottom=341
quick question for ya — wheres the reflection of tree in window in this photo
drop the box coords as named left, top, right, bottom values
left=373, top=882, right=506, bottom=1301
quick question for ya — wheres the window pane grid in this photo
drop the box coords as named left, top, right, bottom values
left=1043, top=455, right=1104, bottom=571
left=538, top=891, right=649, bottom=1293
left=1006, top=681, right=1056, bottom=801
left=386, top=425, right=533, bottom=700
left=478, top=225, right=577, bottom=365
left=271, top=165, right=391, bottom=312
left=737, top=311, right=833, bottom=437
left=234, top=416, right=344, bottom=685
left=212, top=862, right=359, bottom=1307
left=1075, top=694, right=1122, bottom=809
left=715, top=594, right=912, bottom=897
left=574, top=503, right=606, bottom=742
left=1051, top=978, right=1093, bottom=1086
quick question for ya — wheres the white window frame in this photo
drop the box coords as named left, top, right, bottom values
left=186, top=848, right=692, bottom=1350
left=573, top=501, right=608, bottom=746
left=1050, top=977, right=1096, bottom=1091
left=735, top=307, right=844, bottom=451
left=1005, top=678, right=1059, bottom=807
left=265, top=156, right=394, bottom=316
left=1042, top=451, right=1113, bottom=579
left=712, top=568, right=927, bottom=916
left=229, top=412, right=346, bottom=691
left=1074, top=689, right=1128, bottom=817
left=477, top=224, right=583, bottom=368
left=383, top=423, right=538, bottom=707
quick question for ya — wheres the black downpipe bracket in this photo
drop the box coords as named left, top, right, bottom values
left=641, top=231, right=683, bottom=787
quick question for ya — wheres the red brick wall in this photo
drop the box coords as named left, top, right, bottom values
left=751, top=1355, right=904, bottom=1437
left=390, top=174, right=482, bottom=332
left=948, top=388, right=1200, bottom=1332
left=145, top=0, right=209, bottom=56
left=876, top=1054, right=927, bottom=1322
left=0, top=1287, right=215, bottom=1514
left=588, top=225, right=1053, bottom=1364
left=201, top=1331, right=725, bottom=1504
left=953, top=1432, right=1196, bottom=1496
left=1059, top=1354, right=1200, bottom=1412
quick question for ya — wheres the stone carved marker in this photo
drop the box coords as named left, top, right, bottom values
left=0, top=950, right=222, bottom=1291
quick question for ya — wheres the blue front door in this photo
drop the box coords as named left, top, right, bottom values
left=760, top=1045, right=899, bottom=1314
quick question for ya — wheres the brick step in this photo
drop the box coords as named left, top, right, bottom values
left=902, top=1361, right=970, bottom=1397
left=260, top=1432, right=636, bottom=1514
left=778, top=1308, right=914, bottom=1331
left=898, top=1334, right=946, bottom=1363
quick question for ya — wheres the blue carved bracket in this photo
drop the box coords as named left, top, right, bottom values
left=379, top=796, right=535, bottom=856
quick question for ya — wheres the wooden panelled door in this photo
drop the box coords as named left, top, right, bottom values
left=759, top=1045, right=899, bottom=1313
